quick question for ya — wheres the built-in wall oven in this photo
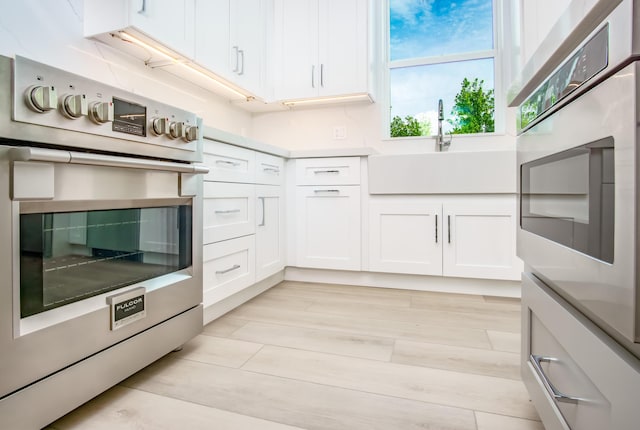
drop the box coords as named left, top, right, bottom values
left=0, top=56, right=206, bottom=429
left=514, top=0, right=640, bottom=428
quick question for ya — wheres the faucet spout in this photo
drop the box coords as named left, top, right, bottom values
left=436, top=99, right=451, bottom=151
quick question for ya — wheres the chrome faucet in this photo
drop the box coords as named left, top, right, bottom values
left=436, top=99, right=452, bottom=151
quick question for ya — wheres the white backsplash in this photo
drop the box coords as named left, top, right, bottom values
left=0, top=0, right=252, bottom=135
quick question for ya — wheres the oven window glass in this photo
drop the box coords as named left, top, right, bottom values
left=521, top=137, right=614, bottom=263
left=20, top=205, right=192, bottom=318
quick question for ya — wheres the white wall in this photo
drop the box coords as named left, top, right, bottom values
left=520, top=0, right=572, bottom=67
left=0, top=0, right=252, bottom=135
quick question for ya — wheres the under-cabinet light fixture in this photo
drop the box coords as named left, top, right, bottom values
left=115, top=31, right=251, bottom=100
left=115, top=31, right=181, bottom=64
left=282, top=93, right=372, bottom=107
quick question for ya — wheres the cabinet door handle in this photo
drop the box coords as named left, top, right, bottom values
left=138, top=0, right=146, bottom=14
left=238, top=49, right=245, bottom=75
left=313, top=169, right=340, bottom=174
left=320, top=64, right=324, bottom=87
left=311, top=65, right=315, bottom=88
left=216, top=264, right=241, bottom=275
left=263, top=167, right=280, bottom=174
left=258, top=197, right=265, bottom=226
left=435, top=214, right=438, bottom=243
left=447, top=215, right=451, bottom=243
left=215, top=209, right=241, bottom=215
left=314, top=189, right=340, bottom=194
left=530, top=355, right=584, bottom=404
left=232, top=46, right=239, bottom=72
left=216, top=159, right=241, bottom=167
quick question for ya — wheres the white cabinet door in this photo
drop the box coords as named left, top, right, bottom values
left=275, top=0, right=367, bottom=100
left=203, top=235, right=255, bottom=307
left=317, top=0, right=368, bottom=96
left=442, top=198, right=522, bottom=280
left=295, top=185, right=361, bottom=271
left=129, top=0, right=196, bottom=58
left=369, top=196, right=442, bottom=276
left=203, top=182, right=255, bottom=244
left=229, top=0, right=265, bottom=95
left=255, top=185, right=285, bottom=281
left=194, top=0, right=230, bottom=75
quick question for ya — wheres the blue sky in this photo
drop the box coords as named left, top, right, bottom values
left=389, top=0, right=494, bottom=131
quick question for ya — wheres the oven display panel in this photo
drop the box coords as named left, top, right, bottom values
left=112, top=98, right=146, bottom=137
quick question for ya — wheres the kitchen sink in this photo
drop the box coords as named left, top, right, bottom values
left=368, top=150, right=516, bottom=194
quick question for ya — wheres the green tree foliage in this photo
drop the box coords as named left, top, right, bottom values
left=390, top=115, right=431, bottom=137
left=449, top=78, right=494, bottom=134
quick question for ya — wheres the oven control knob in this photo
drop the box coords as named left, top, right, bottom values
left=60, top=94, right=88, bottom=119
left=184, top=125, right=199, bottom=142
left=151, top=117, right=169, bottom=136
left=88, top=101, right=114, bottom=124
left=25, top=85, right=58, bottom=113
left=168, top=121, right=185, bottom=139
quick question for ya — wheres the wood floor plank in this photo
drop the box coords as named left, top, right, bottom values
left=245, top=293, right=316, bottom=310
left=230, top=321, right=395, bottom=361
left=279, top=281, right=414, bottom=298
left=306, top=300, right=521, bottom=333
left=487, top=330, right=521, bottom=353
left=47, top=385, right=303, bottom=430
left=202, top=315, right=249, bottom=337
left=122, top=357, right=479, bottom=430
left=475, top=411, right=545, bottom=430
left=264, top=284, right=412, bottom=308
left=410, top=293, right=521, bottom=317
left=392, top=339, right=521, bottom=379
left=242, top=345, right=539, bottom=420
left=228, top=303, right=493, bottom=349
left=171, top=334, right=263, bottom=368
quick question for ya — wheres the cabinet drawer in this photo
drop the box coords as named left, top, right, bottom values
left=255, top=152, right=285, bottom=185
left=203, top=140, right=256, bottom=183
left=203, top=182, right=255, bottom=244
left=522, top=273, right=640, bottom=430
left=295, top=157, right=360, bottom=185
left=203, top=235, right=256, bottom=307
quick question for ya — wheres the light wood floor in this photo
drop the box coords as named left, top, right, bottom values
left=47, top=281, right=544, bottom=430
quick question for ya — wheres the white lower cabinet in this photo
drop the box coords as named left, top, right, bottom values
left=203, top=182, right=255, bottom=245
left=295, top=185, right=361, bottom=271
left=255, top=184, right=285, bottom=281
left=369, top=195, right=522, bottom=280
left=203, top=235, right=255, bottom=306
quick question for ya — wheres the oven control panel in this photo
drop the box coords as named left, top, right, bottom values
left=12, top=56, right=202, bottom=161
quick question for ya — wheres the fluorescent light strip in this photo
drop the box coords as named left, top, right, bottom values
left=117, top=31, right=180, bottom=63
left=177, top=63, right=249, bottom=99
left=283, top=94, right=371, bottom=106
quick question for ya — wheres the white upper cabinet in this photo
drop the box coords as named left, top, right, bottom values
left=195, top=0, right=266, bottom=97
left=274, top=0, right=368, bottom=101
left=84, top=0, right=196, bottom=59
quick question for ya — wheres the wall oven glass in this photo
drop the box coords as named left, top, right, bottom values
left=20, top=205, right=192, bottom=317
left=520, top=137, right=614, bottom=263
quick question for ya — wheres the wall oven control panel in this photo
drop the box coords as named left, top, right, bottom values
left=13, top=56, right=200, bottom=153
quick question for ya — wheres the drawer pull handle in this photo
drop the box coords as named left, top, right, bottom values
left=216, top=160, right=241, bottom=167
left=215, top=209, right=241, bottom=214
left=216, top=264, right=241, bottom=275
left=530, top=354, right=584, bottom=405
left=314, top=189, right=340, bottom=194
left=263, top=167, right=280, bottom=174
left=314, top=169, right=340, bottom=174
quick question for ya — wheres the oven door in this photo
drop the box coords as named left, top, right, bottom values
left=0, top=146, right=204, bottom=399
left=517, top=62, right=639, bottom=349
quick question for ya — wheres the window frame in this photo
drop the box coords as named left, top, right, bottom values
left=383, top=0, right=507, bottom=139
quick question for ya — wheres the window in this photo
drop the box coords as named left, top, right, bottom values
left=388, top=0, right=498, bottom=137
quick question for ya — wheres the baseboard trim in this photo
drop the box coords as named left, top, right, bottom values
left=203, top=271, right=285, bottom=325
left=284, top=267, right=522, bottom=298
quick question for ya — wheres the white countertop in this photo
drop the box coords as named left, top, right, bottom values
left=203, top=126, right=375, bottom=159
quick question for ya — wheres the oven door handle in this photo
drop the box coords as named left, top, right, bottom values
left=8, top=147, right=209, bottom=174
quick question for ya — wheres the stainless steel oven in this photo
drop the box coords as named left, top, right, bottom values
left=516, top=0, right=640, bottom=357
left=0, top=56, right=207, bottom=429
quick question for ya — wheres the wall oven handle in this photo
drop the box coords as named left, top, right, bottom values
left=8, top=147, right=209, bottom=174
left=530, top=354, right=584, bottom=404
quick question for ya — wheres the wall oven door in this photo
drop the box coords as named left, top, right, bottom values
left=0, top=145, right=204, bottom=403
left=517, top=61, right=639, bottom=353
